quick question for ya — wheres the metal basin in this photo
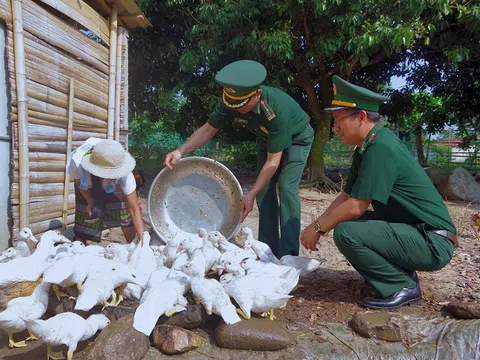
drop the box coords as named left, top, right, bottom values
left=148, top=157, right=243, bottom=243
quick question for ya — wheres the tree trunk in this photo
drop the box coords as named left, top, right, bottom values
left=415, top=126, right=426, bottom=166
left=304, top=78, right=331, bottom=182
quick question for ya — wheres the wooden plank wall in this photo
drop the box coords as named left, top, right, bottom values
left=0, top=0, right=128, bottom=237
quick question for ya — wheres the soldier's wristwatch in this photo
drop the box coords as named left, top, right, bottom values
left=313, top=221, right=328, bottom=235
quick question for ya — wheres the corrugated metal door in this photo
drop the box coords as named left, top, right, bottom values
left=0, top=21, right=11, bottom=250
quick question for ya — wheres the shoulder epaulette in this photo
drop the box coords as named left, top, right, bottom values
left=260, top=100, right=276, bottom=121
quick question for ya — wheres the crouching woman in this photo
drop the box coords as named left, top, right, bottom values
left=66, top=138, right=144, bottom=243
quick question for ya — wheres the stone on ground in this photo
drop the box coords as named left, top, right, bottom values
left=215, top=318, right=292, bottom=351
left=152, top=325, right=204, bottom=355
left=350, top=310, right=405, bottom=342
left=80, top=313, right=150, bottom=360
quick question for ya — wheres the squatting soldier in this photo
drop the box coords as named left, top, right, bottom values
left=300, top=75, right=457, bottom=309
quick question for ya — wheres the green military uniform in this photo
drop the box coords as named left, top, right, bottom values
left=326, top=76, right=456, bottom=298
left=209, top=61, right=314, bottom=257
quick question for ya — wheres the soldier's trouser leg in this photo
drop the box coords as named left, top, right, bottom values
left=276, top=143, right=311, bottom=257
left=256, top=146, right=281, bottom=256
left=256, top=141, right=311, bottom=257
left=333, top=219, right=454, bottom=298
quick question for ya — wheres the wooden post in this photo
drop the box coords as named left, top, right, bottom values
left=107, top=4, right=118, bottom=140
left=62, top=78, right=74, bottom=231
left=114, top=25, right=123, bottom=141
left=11, top=0, right=29, bottom=229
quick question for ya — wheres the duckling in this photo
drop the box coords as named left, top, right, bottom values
left=24, top=313, right=110, bottom=360
left=279, top=255, right=326, bottom=277
left=18, top=227, right=39, bottom=253
left=0, top=230, right=70, bottom=286
left=124, top=231, right=156, bottom=300
left=0, top=248, right=21, bottom=263
left=133, top=267, right=189, bottom=336
left=0, top=281, right=50, bottom=348
left=74, top=261, right=145, bottom=311
left=220, top=272, right=291, bottom=320
left=242, top=227, right=279, bottom=264
left=103, top=243, right=130, bottom=264
left=180, top=262, right=240, bottom=324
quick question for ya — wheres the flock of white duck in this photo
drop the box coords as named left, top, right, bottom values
left=0, top=226, right=324, bottom=360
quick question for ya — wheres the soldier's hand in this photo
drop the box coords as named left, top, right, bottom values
left=164, top=149, right=182, bottom=169
left=240, top=194, right=255, bottom=222
left=300, top=223, right=321, bottom=251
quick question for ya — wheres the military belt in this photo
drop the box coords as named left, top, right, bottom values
left=429, top=229, right=458, bottom=248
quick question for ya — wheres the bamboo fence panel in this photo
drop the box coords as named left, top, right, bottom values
left=14, top=171, right=70, bottom=184
left=22, top=0, right=109, bottom=73
left=26, top=98, right=107, bottom=128
left=14, top=160, right=66, bottom=172
left=13, top=151, right=66, bottom=162
left=6, top=47, right=108, bottom=109
left=12, top=194, right=75, bottom=209
left=16, top=80, right=108, bottom=121
left=22, top=31, right=108, bottom=90
left=13, top=214, right=75, bottom=235
left=114, top=25, right=123, bottom=141
left=24, top=141, right=84, bottom=153
left=10, top=111, right=107, bottom=133
left=25, top=123, right=107, bottom=142
left=107, top=4, right=118, bottom=140
left=11, top=114, right=107, bottom=134
left=6, top=45, right=109, bottom=108
left=36, top=0, right=109, bottom=44
left=0, top=0, right=11, bottom=22
left=12, top=183, right=74, bottom=198
left=30, top=208, right=75, bottom=225
left=11, top=0, right=29, bottom=229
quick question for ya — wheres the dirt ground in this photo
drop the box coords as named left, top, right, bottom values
left=229, top=176, right=480, bottom=327
left=1, top=175, right=479, bottom=360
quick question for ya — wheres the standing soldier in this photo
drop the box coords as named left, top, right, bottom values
left=165, top=60, right=313, bottom=257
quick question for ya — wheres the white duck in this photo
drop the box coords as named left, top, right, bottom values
left=220, top=272, right=291, bottom=320
left=18, top=227, right=39, bottom=252
left=0, top=230, right=71, bottom=286
left=180, top=262, right=240, bottom=324
left=240, top=258, right=300, bottom=295
left=75, top=260, right=145, bottom=311
left=165, top=237, right=182, bottom=268
left=103, top=243, right=130, bottom=264
left=42, top=253, right=99, bottom=299
left=215, top=248, right=256, bottom=275
left=201, top=237, right=222, bottom=272
left=242, top=227, right=279, bottom=264
left=124, top=231, right=157, bottom=300
left=0, top=247, right=22, bottom=263
left=0, top=240, right=32, bottom=263
left=76, top=243, right=105, bottom=256
left=133, top=267, right=189, bottom=336
left=153, top=246, right=167, bottom=268
left=24, top=313, right=110, bottom=360
left=279, top=255, right=326, bottom=277
left=0, top=281, right=50, bottom=348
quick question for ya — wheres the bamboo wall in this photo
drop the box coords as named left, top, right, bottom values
left=0, top=0, right=130, bottom=238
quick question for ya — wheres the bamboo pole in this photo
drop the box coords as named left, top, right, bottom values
left=107, top=4, right=118, bottom=140
left=62, top=79, right=74, bottom=230
left=11, top=0, right=29, bottom=228
left=114, top=25, right=123, bottom=141
left=124, top=29, right=129, bottom=132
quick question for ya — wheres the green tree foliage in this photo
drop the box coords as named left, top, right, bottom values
left=131, top=0, right=480, bottom=180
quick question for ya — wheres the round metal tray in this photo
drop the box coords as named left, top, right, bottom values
left=148, top=157, right=243, bottom=243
